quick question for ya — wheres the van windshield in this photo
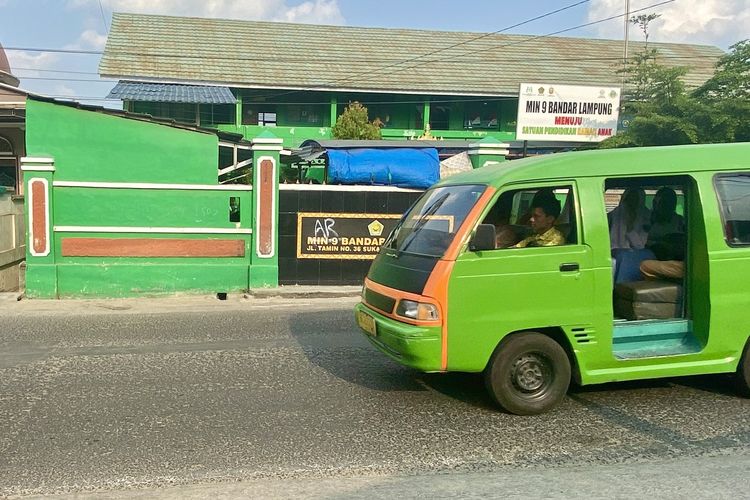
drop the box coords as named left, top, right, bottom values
left=385, top=184, right=487, bottom=258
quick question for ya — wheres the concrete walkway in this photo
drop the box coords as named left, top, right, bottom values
left=2, top=286, right=362, bottom=316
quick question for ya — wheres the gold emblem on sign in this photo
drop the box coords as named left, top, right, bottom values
left=368, top=220, right=385, bottom=236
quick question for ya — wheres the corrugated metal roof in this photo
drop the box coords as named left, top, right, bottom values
left=99, top=13, right=724, bottom=95
left=106, top=80, right=236, bottom=103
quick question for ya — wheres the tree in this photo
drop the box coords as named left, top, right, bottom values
left=331, top=101, right=382, bottom=140
left=693, top=39, right=750, bottom=102
left=630, top=13, right=661, bottom=49
left=692, top=39, right=750, bottom=142
left=600, top=16, right=749, bottom=147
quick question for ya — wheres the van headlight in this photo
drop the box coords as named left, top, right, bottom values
left=396, top=300, right=440, bottom=321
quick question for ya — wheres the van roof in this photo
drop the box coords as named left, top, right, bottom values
left=441, top=142, right=750, bottom=188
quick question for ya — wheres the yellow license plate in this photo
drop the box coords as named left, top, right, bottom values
left=357, top=310, right=377, bottom=336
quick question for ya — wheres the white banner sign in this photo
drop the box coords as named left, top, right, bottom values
left=516, top=83, right=621, bottom=142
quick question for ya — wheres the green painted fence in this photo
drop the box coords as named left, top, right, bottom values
left=23, top=98, right=280, bottom=298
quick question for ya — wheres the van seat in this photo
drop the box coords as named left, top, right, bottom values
left=613, top=280, right=683, bottom=320
left=554, top=222, right=576, bottom=244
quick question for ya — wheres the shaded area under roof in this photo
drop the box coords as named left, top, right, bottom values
left=107, top=81, right=236, bottom=104
left=284, top=139, right=582, bottom=163
left=286, top=139, right=476, bottom=163
left=100, top=13, right=725, bottom=95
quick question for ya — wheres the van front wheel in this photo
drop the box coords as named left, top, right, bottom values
left=484, top=333, right=570, bottom=415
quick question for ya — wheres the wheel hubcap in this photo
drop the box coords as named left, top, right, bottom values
left=512, top=354, right=552, bottom=394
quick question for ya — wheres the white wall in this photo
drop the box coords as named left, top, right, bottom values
left=0, top=191, right=25, bottom=291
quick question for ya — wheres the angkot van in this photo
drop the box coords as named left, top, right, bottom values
left=355, top=142, right=750, bottom=415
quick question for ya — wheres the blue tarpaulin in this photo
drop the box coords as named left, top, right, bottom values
left=326, top=148, right=439, bottom=189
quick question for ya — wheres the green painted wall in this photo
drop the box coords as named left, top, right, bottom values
left=23, top=98, right=269, bottom=299
left=26, top=99, right=218, bottom=184
left=53, top=188, right=251, bottom=228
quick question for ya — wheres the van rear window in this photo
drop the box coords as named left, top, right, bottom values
left=715, top=174, right=750, bottom=246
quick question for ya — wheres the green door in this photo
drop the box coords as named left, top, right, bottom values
left=444, top=183, right=596, bottom=372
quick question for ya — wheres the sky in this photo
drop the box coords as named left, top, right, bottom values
left=2, top=0, right=748, bottom=107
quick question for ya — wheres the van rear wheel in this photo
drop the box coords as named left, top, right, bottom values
left=484, top=332, right=570, bottom=415
left=734, top=340, right=750, bottom=397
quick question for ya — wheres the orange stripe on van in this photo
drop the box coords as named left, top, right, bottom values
left=423, top=186, right=496, bottom=371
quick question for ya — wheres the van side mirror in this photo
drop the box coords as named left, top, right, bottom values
left=469, top=224, right=496, bottom=252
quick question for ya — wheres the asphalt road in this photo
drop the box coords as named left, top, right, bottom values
left=1, top=296, right=749, bottom=497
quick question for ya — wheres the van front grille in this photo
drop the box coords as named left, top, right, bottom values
left=365, top=287, right=396, bottom=314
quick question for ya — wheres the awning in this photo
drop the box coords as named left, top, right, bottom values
left=106, top=81, right=236, bottom=104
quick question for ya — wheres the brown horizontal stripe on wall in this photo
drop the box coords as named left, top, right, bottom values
left=61, top=238, right=245, bottom=257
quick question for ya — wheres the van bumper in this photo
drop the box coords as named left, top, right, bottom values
left=354, top=302, right=443, bottom=372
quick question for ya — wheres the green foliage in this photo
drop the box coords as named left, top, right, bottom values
left=630, top=13, right=661, bottom=47
left=693, top=40, right=750, bottom=101
left=692, top=39, right=750, bottom=142
left=601, top=39, right=750, bottom=148
left=331, top=101, right=382, bottom=140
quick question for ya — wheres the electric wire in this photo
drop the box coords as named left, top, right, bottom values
left=98, top=0, right=109, bottom=34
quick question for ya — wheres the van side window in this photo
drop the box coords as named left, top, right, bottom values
left=715, top=174, right=750, bottom=246
left=481, top=186, right=577, bottom=249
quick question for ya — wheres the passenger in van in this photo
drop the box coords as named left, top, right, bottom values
left=637, top=187, right=686, bottom=280
left=608, top=187, right=650, bottom=249
left=514, top=197, right=565, bottom=248
left=641, top=232, right=686, bottom=280
left=645, top=187, right=685, bottom=248
left=640, top=258, right=685, bottom=280
left=495, top=225, right=521, bottom=248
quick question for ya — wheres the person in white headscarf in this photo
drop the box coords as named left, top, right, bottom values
left=608, top=188, right=650, bottom=250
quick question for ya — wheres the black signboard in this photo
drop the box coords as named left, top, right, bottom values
left=297, top=212, right=402, bottom=259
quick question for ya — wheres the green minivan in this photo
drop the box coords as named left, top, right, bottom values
left=354, top=142, right=750, bottom=415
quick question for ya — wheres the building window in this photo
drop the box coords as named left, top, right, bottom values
left=258, top=112, right=277, bottom=127
left=200, top=104, right=235, bottom=127
left=464, top=101, right=499, bottom=130
left=0, top=136, right=16, bottom=192
left=0, top=157, right=16, bottom=191
left=242, top=105, right=277, bottom=126
left=430, top=105, right=450, bottom=130
left=285, top=105, right=325, bottom=126
left=365, top=103, right=415, bottom=129
left=132, top=102, right=197, bottom=124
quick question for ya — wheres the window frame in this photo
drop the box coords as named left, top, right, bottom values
left=713, top=172, right=750, bottom=248
left=481, top=181, right=581, bottom=250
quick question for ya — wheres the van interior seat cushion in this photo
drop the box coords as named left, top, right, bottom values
left=613, top=280, right=684, bottom=321
left=614, top=280, right=683, bottom=303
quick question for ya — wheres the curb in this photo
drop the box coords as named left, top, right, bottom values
left=245, top=286, right=361, bottom=299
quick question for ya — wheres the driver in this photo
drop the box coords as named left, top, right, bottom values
left=514, top=197, right=565, bottom=248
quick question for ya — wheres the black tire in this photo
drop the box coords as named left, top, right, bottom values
left=484, top=332, right=571, bottom=415
left=734, top=340, right=750, bottom=397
